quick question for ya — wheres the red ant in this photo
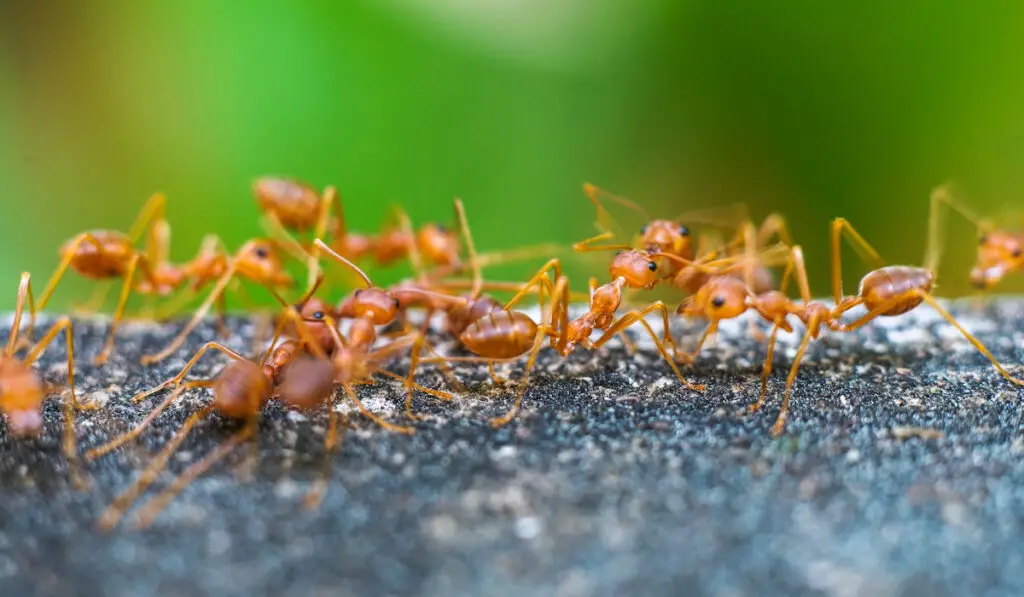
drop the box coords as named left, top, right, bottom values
left=928, top=184, right=1024, bottom=291
left=679, top=214, right=1024, bottom=436
left=139, top=238, right=297, bottom=365
left=37, top=192, right=295, bottom=364
left=1, top=272, right=91, bottom=487
left=254, top=176, right=463, bottom=288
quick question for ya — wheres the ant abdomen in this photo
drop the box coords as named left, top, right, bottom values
left=858, top=266, right=934, bottom=315
left=461, top=312, right=538, bottom=359
left=252, top=177, right=321, bottom=230
left=212, top=360, right=272, bottom=420
left=277, top=357, right=337, bottom=411
left=61, top=232, right=133, bottom=278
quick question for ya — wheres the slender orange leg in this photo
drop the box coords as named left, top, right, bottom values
left=71, top=283, right=113, bottom=317
left=591, top=302, right=704, bottom=392
left=96, top=252, right=158, bottom=365
left=769, top=313, right=822, bottom=437
left=125, top=192, right=167, bottom=246
left=133, top=420, right=257, bottom=529
left=303, top=406, right=344, bottom=511
left=23, top=317, right=88, bottom=487
left=503, top=260, right=561, bottom=311
left=7, top=272, right=33, bottom=355
left=395, top=333, right=460, bottom=420
left=96, top=405, right=215, bottom=532
left=452, top=197, right=483, bottom=297
left=675, top=320, right=718, bottom=364
left=305, top=186, right=340, bottom=291
left=830, top=218, right=886, bottom=306
left=571, top=230, right=633, bottom=253
left=342, top=383, right=413, bottom=434
left=583, top=182, right=651, bottom=231
left=750, top=322, right=782, bottom=413
left=490, top=325, right=554, bottom=428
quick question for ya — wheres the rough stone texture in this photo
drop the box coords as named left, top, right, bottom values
left=1, top=300, right=1023, bottom=597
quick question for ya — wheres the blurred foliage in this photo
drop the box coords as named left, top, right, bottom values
left=2, top=1, right=1024, bottom=311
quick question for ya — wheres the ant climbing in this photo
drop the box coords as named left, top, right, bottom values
left=928, top=184, right=1024, bottom=291
left=1, top=272, right=91, bottom=487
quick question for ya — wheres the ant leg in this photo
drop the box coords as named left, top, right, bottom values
left=260, top=212, right=313, bottom=265
left=86, top=380, right=215, bottom=461
left=31, top=317, right=89, bottom=489
left=142, top=262, right=242, bottom=365
left=676, top=321, right=718, bottom=364
left=571, top=230, right=632, bottom=253
left=770, top=313, right=821, bottom=437
left=757, top=213, right=794, bottom=249
left=7, top=272, right=34, bottom=356
left=71, top=283, right=113, bottom=317
left=341, top=383, right=414, bottom=434
left=133, top=419, right=257, bottom=530
left=750, top=323, right=782, bottom=413
left=918, top=293, right=1024, bottom=386
left=125, top=192, right=167, bottom=245
left=503, top=259, right=562, bottom=311
left=303, top=406, right=342, bottom=510
left=451, top=197, right=482, bottom=296
left=306, top=186, right=339, bottom=291
left=926, top=185, right=991, bottom=274
left=830, top=218, right=887, bottom=306
left=136, top=341, right=246, bottom=403
left=96, top=405, right=214, bottom=532
left=96, top=253, right=157, bottom=365
left=490, top=325, right=552, bottom=428
left=488, top=361, right=509, bottom=385
left=390, top=204, right=425, bottom=283
left=592, top=303, right=704, bottom=392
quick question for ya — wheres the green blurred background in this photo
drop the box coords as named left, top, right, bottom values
left=3, top=1, right=1024, bottom=310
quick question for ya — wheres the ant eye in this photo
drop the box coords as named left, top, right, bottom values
left=640, top=225, right=648, bottom=234
left=1013, top=247, right=1023, bottom=258
left=979, top=235, right=989, bottom=245
left=711, top=296, right=726, bottom=308
left=254, top=246, right=270, bottom=259
left=647, top=261, right=657, bottom=272
left=678, top=225, right=689, bottom=236
left=354, top=289, right=363, bottom=297
left=312, top=311, right=324, bottom=320
left=393, top=297, right=400, bottom=309
left=433, top=223, right=448, bottom=234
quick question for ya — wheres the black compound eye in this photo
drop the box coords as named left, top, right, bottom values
left=640, top=225, right=649, bottom=234
left=678, top=225, right=689, bottom=236
left=711, top=296, right=726, bottom=308
left=254, top=246, right=270, bottom=258
left=354, top=289, right=364, bottom=298
left=979, top=234, right=988, bottom=245
left=312, top=311, right=325, bottom=320
left=647, top=261, right=657, bottom=272
left=1013, top=247, right=1023, bottom=258
left=433, top=222, right=448, bottom=234
left=393, top=297, right=401, bottom=308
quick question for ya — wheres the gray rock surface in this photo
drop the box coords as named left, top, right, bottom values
left=1, top=300, right=1024, bottom=597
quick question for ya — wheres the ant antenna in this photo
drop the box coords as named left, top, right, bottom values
left=312, top=239, right=374, bottom=288
left=453, top=198, right=483, bottom=299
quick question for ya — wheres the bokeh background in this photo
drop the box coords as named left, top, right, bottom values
left=3, top=1, right=1024, bottom=310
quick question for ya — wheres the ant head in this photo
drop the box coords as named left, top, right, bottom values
left=211, top=360, right=272, bottom=420
left=417, top=223, right=460, bottom=266
left=971, top=231, right=1023, bottom=289
left=641, top=219, right=692, bottom=259
left=350, top=288, right=400, bottom=325
left=609, top=250, right=661, bottom=289
left=696, top=277, right=748, bottom=320
left=0, top=361, right=45, bottom=437
left=236, top=240, right=294, bottom=287
left=277, top=357, right=336, bottom=411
